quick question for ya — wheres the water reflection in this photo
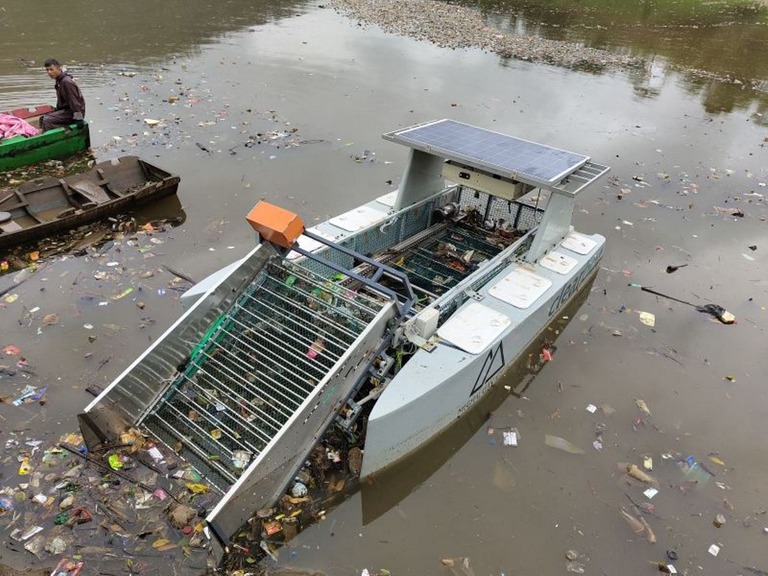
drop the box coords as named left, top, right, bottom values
left=471, top=0, right=767, bottom=71
left=466, top=0, right=768, bottom=108
left=0, top=0, right=311, bottom=107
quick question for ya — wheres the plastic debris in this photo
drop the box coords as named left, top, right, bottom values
left=639, top=516, right=656, bottom=544
left=50, top=558, right=84, bottom=575
left=545, top=434, right=585, bottom=454
left=639, top=311, right=655, bottom=326
left=291, top=482, right=308, bottom=498
left=622, top=462, right=659, bottom=487
left=18, top=456, right=32, bottom=475
left=59, top=494, right=75, bottom=511
left=185, top=483, right=209, bottom=494
left=679, top=455, right=713, bottom=486
left=108, top=454, right=124, bottom=470
left=566, top=561, right=585, bottom=573
left=12, top=385, right=47, bottom=406
left=41, top=313, right=59, bottom=326
left=307, top=338, right=325, bottom=359
left=232, top=450, right=252, bottom=469
left=11, top=525, right=43, bottom=541
left=619, top=507, right=644, bottom=533
left=3, top=344, right=20, bottom=355
left=0, top=495, right=14, bottom=510
left=45, top=535, right=68, bottom=554
left=502, top=429, right=519, bottom=446
left=643, top=456, right=653, bottom=470
left=708, top=454, right=726, bottom=466
left=24, top=534, right=45, bottom=558
left=111, top=286, right=134, bottom=300
left=635, top=399, right=651, bottom=417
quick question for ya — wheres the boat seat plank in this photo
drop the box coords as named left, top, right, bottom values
left=0, top=220, right=23, bottom=233
left=68, top=180, right=111, bottom=204
left=95, top=169, right=125, bottom=198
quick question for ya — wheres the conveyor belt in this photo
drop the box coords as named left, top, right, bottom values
left=141, top=260, right=389, bottom=492
left=391, top=223, right=517, bottom=295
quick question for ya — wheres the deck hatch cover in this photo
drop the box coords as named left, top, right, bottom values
left=384, top=119, right=589, bottom=184
left=437, top=302, right=512, bottom=354
left=489, top=266, right=553, bottom=309
left=539, top=251, right=578, bottom=275
left=561, top=231, right=597, bottom=255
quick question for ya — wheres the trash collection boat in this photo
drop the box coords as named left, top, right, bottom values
left=0, top=155, right=180, bottom=249
left=78, top=119, right=608, bottom=547
left=0, top=104, right=90, bottom=171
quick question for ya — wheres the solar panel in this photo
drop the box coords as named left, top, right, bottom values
left=384, top=119, right=588, bottom=184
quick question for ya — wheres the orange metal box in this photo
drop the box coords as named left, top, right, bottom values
left=246, top=201, right=305, bottom=249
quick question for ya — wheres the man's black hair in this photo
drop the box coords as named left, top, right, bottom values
left=44, top=58, right=61, bottom=68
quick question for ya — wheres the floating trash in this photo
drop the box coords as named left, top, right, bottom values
left=545, top=434, right=585, bottom=454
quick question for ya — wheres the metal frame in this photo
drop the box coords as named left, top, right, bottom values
left=299, top=229, right=416, bottom=319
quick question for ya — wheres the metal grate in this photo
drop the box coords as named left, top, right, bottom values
left=458, top=187, right=543, bottom=232
left=389, top=224, right=513, bottom=297
left=141, top=259, right=388, bottom=493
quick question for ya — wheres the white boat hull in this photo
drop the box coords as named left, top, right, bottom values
left=361, top=233, right=604, bottom=478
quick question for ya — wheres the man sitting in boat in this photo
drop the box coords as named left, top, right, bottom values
left=40, top=58, right=86, bottom=132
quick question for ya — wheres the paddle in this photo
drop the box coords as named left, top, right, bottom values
left=628, top=283, right=735, bottom=324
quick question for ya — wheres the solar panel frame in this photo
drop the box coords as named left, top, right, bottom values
left=383, top=119, right=589, bottom=186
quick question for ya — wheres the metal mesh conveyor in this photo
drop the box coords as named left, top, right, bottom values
left=390, top=223, right=518, bottom=297
left=141, top=259, right=388, bottom=493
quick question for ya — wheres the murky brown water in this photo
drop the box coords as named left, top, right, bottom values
left=2, top=0, right=768, bottom=574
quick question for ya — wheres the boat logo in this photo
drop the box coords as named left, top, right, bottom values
left=469, top=342, right=506, bottom=397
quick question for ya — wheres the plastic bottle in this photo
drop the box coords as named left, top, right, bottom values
left=681, top=455, right=712, bottom=485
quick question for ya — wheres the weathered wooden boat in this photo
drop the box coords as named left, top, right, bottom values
left=77, top=119, right=609, bottom=548
left=0, top=104, right=91, bottom=171
left=0, top=156, right=180, bottom=249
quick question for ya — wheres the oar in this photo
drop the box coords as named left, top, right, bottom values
left=628, top=283, right=735, bottom=324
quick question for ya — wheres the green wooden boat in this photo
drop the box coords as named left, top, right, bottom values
left=0, top=105, right=91, bottom=171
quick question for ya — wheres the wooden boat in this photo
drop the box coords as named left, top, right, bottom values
left=78, top=120, right=608, bottom=548
left=0, top=156, right=180, bottom=249
left=0, top=104, right=91, bottom=171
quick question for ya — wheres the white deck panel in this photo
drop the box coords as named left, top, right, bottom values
left=286, top=228, right=337, bottom=260
left=561, top=232, right=597, bottom=255
left=329, top=205, right=389, bottom=232
left=539, top=250, right=578, bottom=275
left=375, top=191, right=397, bottom=207
left=437, top=302, right=512, bottom=354
left=489, top=266, right=552, bottom=309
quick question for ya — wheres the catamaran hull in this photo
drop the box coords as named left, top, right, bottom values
left=361, top=236, right=604, bottom=478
